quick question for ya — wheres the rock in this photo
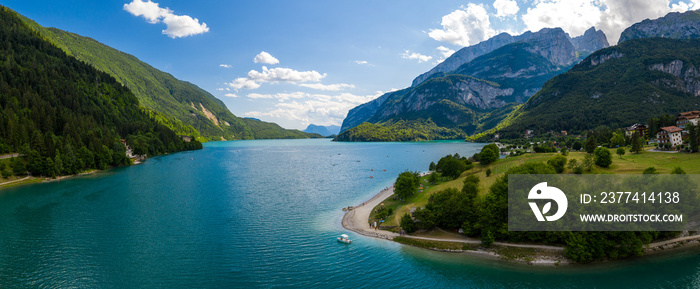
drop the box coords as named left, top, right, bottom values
left=619, top=10, right=700, bottom=43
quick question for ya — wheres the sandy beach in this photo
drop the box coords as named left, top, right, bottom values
left=341, top=185, right=398, bottom=240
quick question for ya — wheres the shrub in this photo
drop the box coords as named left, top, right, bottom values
left=486, top=168, right=492, bottom=177
left=400, top=213, right=416, bottom=234
left=547, top=154, right=568, bottom=173
left=643, top=167, right=658, bottom=174
left=593, top=147, right=612, bottom=168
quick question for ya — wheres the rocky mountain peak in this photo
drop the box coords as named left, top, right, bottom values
left=571, top=27, right=610, bottom=53
left=619, top=9, right=700, bottom=43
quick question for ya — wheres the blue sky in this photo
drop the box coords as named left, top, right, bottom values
left=2, top=0, right=699, bottom=129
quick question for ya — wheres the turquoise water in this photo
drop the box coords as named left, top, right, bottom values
left=1, top=139, right=700, bottom=288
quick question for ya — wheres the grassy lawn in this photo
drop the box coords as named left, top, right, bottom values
left=373, top=148, right=700, bottom=229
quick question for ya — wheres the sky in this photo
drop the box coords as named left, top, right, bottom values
left=2, top=0, right=700, bottom=130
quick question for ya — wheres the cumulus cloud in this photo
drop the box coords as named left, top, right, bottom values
left=228, top=66, right=326, bottom=90
left=124, top=0, right=209, bottom=38
left=354, top=60, right=369, bottom=65
left=224, top=93, right=239, bottom=98
left=402, top=50, right=433, bottom=63
left=220, top=64, right=231, bottom=68
left=493, top=0, right=520, bottom=18
left=428, top=4, right=496, bottom=46
left=253, top=51, right=280, bottom=65
left=243, top=90, right=392, bottom=126
left=228, top=77, right=261, bottom=90
left=522, top=0, right=698, bottom=44
left=298, top=83, right=355, bottom=91
left=436, top=46, right=456, bottom=60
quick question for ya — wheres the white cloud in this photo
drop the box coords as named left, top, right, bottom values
left=437, top=46, right=455, bottom=58
left=124, top=0, right=209, bottom=38
left=253, top=51, right=280, bottom=65
left=354, top=60, right=368, bottom=65
left=428, top=4, right=496, bottom=46
left=228, top=66, right=326, bottom=90
left=228, top=77, right=261, bottom=90
left=220, top=64, right=231, bottom=68
left=224, top=93, right=239, bottom=98
left=521, top=0, right=698, bottom=44
left=402, top=50, right=433, bottom=63
left=242, top=90, right=391, bottom=127
left=216, top=88, right=224, bottom=91
left=298, top=83, right=355, bottom=91
left=493, top=0, right=520, bottom=18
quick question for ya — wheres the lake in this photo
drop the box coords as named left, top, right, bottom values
left=1, top=139, right=700, bottom=288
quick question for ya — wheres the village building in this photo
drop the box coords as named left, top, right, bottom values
left=676, top=111, right=700, bottom=130
left=624, top=124, right=647, bottom=138
left=656, top=126, right=683, bottom=147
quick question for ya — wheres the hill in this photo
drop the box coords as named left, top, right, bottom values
left=303, top=124, right=340, bottom=137
left=337, top=28, right=608, bottom=141
left=490, top=38, right=700, bottom=139
left=17, top=12, right=317, bottom=141
left=0, top=6, right=200, bottom=177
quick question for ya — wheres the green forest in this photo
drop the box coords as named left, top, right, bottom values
left=17, top=10, right=318, bottom=141
left=0, top=7, right=201, bottom=178
left=494, top=38, right=700, bottom=139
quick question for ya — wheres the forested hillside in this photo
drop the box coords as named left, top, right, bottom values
left=17, top=11, right=317, bottom=141
left=0, top=7, right=201, bottom=177
left=490, top=38, right=700, bottom=139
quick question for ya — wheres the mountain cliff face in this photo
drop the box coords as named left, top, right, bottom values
left=619, top=9, right=700, bottom=43
left=571, top=27, right=610, bottom=53
left=490, top=38, right=700, bottom=139
left=411, top=32, right=526, bottom=86
left=339, top=27, right=608, bottom=140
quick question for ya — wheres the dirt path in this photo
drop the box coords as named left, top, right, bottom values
left=0, top=153, right=19, bottom=160
left=0, top=176, right=31, bottom=187
left=647, top=234, right=700, bottom=248
left=341, top=184, right=565, bottom=251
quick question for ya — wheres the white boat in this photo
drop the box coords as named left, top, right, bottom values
left=337, top=234, right=352, bottom=244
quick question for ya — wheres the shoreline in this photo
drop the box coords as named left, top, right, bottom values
left=341, top=183, right=700, bottom=266
left=341, top=182, right=569, bottom=265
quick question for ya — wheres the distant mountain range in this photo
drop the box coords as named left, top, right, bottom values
left=481, top=10, right=700, bottom=140
left=303, top=124, right=340, bottom=136
left=339, top=9, right=700, bottom=142
left=337, top=27, right=609, bottom=141
left=17, top=12, right=319, bottom=142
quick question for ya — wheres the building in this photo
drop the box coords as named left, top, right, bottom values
left=624, top=124, right=647, bottom=138
left=656, top=126, right=683, bottom=147
left=525, top=129, right=534, bottom=139
left=676, top=111, right=700, bottom=130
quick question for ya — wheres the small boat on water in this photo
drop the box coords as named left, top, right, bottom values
left=337, top=234, right=352, bottom=244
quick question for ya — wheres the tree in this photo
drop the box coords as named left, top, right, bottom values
left=547, top=154, right=568, bottom=173
left=400, top=213, right=415, bottom=234
left=428, top=172, right=439, bottom=184
left=486, top=168, right=492, bottom=177
left=479, top=144, right=499, bottom=165
left=631, top=133, right=642, bottom=154
left=572, top=141, right=582, bottom=151
left=610, top=132, right=625, bottom=147
left=643, top=167, right=658, bottom=174
left=10, top=157, right=26, bottom=176
left=585, top=137, right=597, bottom=154
left=594, top=147, right=612, bottom=168
left=616, top=147, right=626, bottom=158
left=429, top=161, right=436, bottom=171
left=440, top=157, right=467, bottom=179
left=395, top=171, right=419, bottom=200
left=482, top=230, right=495, bottom=248
left=671, top=167, right=686, bottom=174
left=583, top=154, right=594, bottom=172
left=688, top=123, right=699, bottom=152
left=567, top=159, right=583, bottom=174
